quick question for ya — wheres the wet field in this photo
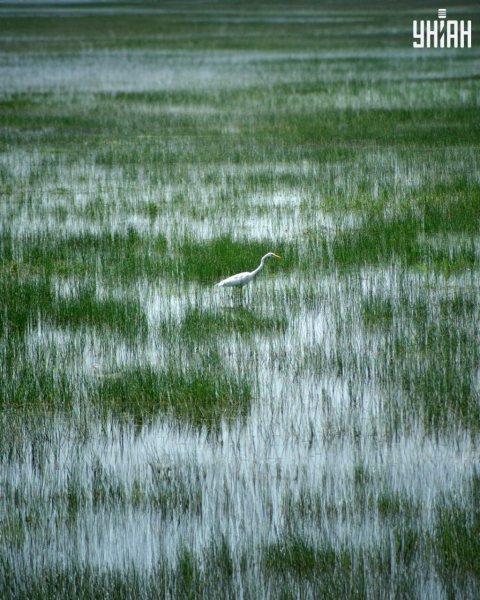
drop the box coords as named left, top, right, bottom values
left=1, top=2, right=480, bottom=598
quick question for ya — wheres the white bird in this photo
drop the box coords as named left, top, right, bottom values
left=215, top=252, right=281, bottom=289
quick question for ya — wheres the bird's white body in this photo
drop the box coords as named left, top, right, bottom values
left=215, top=252, right=281, bottom=288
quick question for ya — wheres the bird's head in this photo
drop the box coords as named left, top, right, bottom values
left=266, top=252, right=281, bottom=259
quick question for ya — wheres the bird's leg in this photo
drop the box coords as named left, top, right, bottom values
left=234, top=286, right=244, bottom=306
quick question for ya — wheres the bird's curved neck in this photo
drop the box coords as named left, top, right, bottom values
left=252, top=254, right=269, bottom=276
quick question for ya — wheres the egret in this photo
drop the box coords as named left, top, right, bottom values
left=215, top=252, right=281, bottom=289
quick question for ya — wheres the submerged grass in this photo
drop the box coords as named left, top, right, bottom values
left=262, top=531, right=425, bottom=600
left=435, top=471, right=480, bottom=599
left=163, top=306, right=288, bottom=338
left=1, top=359, right=75, bottom=409
left=87, top=459, right=203, bottom=515
left=315, top=202, right=479, bottom=273
left=0, top=275, right=147, bottom=339
left=0, top=540, right=238, bottom=600
left=385, top=304, right=479, bottom=430
left=95, top=365, right=252, bottom=429
left=1, top=228, right=167, bottom=282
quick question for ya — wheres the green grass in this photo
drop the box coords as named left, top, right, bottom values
left=1, top=228, right=168, bottom=282
left=95, top=365, right=252, bottom=429
left=262, top=531, right=424, bottom=599
left=0, top=274, right=148, bottom=338
left=263, top=536, right=341, bottom=577
left=312, top=193, right=479, bottom=272
left=435, top=472, right=480, bottom=599
left=0, top=540, right=238, bottom=600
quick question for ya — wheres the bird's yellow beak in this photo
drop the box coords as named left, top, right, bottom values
left=273, top=254, right=281, bottom=259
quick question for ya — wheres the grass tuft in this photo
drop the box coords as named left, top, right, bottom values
left=95, top=365, right=252, bottom=429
